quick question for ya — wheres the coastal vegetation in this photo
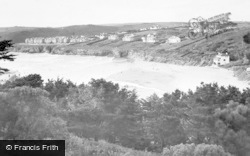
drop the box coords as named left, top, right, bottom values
left=0, top=74, right=250, bottom=156
left=0, top=39, right=15, bottom=73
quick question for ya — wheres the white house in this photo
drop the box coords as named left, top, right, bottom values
left=149, top=25, right=161, bottom=30
left=168, top=36, right=181, bottom=43
left=25, top=38, right=34, bottom=44
left=246, top=67, right=250, bottom=72
left=122, top=34, right=135, bottom=41
left=142, top=34, right=157, bottom=43
left=95, top=33, right=107, bottom=39
left=108, top=34, right=119, bottom=40
left=140, top=28, right=147, bottom=31
left=213, top=53, right=230, bottom=66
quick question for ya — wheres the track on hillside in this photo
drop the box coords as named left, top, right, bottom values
left=175, top=37, right=206, bottom=50
left=87, top=38, right=107, bottom=46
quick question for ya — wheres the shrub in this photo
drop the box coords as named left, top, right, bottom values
left=112, top=48, right=128, bottom=58
left=243, top=32, right=250, bottom=44
left=44, top=78, right=76, bottom=100
left=1, top=74, right=43, bottom=89
left=163, top=143, right=232, bottom=156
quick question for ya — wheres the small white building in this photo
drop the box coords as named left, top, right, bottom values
left=142, top=34, right=157, bottom=43
left=95, top=33, right=106, bottom=39
left=168, top=36, right=181, bottom=43
left=246, top=67, right=250, bottom=72
left=140, top=28, right=147, bottom=31
left=108, top=34, right=119, bottom=40
left=149, top=25, right=161, bottom=30
left=122, top=34, right=135, bottom=41
left=213, top=53, right=230, bottom=66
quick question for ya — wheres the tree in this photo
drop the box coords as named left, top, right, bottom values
left=163, top=143, right=232, bottom=156
left=0, top=40, right=15, bottom=73
left=141, top=93, right=186, bottom=152
left=243, top=32, right=250, bottom=44
left=213, top=101, right=250, bottom=156
left=44, top=78, right=76, bottom=100
left=1, top=74, right=44, bottom=89
left=0, top=86, right=68, bottom=140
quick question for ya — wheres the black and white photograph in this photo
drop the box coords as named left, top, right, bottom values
left=0, top=0, right=250, bottom=155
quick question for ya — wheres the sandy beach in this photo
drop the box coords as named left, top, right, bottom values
left=0, top=52, right=249, bottom=98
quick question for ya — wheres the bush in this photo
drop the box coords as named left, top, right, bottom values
left=163, top=143, right=232, bottom=156
left=243, top=32, right=250, bottom=44
left=44, top=78, right=76, bottom=100
left=112, top=48, right=128, bottom=58
left=1, top=74, right=43, bottom=89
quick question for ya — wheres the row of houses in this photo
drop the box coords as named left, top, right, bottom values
left=139, top=25, right=162, bottom=31
left=25, top=36, right=90, bottom=44
left=25, top=31, right=182, bottom=44
left=105, top=33, right=182, bottom=43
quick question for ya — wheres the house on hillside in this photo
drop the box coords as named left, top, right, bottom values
left=149, top=25, right=161, bottom=30
left=168, top=36, right=181, bottom=43
left=61, top=37, right=70, bottom=43
left=141, top=34, right=157, bottom=43
left=33, top=37, right=45, bottom=44
left=122, top=34, right=135, bottom=41
left=44, top=37, right=55, bottom=44
left=213, top=53, right=230, bottom=66
left=95, top=33, right=107, bottom=39
left=25, top=38, right=34, bottom=44
left=140, top=28, right=147, bottom=31
left=108, top=34, right=119, bottom=40
left=246, top=67, right=250, bottom=72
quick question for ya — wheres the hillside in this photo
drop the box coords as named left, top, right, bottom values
left=0, top=25, right=119, bottom=43
left=0, top=22, right=186, bottom=43
left=9, top=22, right=250, bottom=83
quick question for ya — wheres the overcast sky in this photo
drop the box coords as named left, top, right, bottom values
left=0, top=0, right=249, bottom=27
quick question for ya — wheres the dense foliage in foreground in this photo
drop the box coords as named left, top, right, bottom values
left=0, top=74, right=250, bottom=156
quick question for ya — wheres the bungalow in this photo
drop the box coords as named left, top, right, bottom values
left=149, top=25, right=161, bottom=30
left=25, top=38, right=34, bottom=44
left=140, top=28, right=147, bottom=31
left=95, top=33, right=107, bottom=39
left=246, top=67, right=250, bottom=72
left=213, top=53, right=230, bottom=66
left=108, top=34, right=119, bottom=40
left=168, top=36, right=181, bottom=43
left=44, top=37, right=54, bottom=44
left=33, top=37, right=45, bottom=44
left=122, top=34, right=135, bottom=41
left=142, top=34, right=157, bottom=43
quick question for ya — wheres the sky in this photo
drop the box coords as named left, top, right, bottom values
left=0, top=0, right=249, bottom=27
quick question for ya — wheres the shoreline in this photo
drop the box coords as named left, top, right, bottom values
left=0, top=52, right=249, bottom=98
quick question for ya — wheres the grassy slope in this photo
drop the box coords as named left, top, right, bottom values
left=8, top=22, right=250, bottom=68
left=0, top=25, right=119, bottom=43
left=0, top=22, right=186, bottom=43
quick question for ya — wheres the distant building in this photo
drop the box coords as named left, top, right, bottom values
left=108, top=34, right=119, bottom=40
left=246, top=67, right=250, bottom=72
left=122, top=34, right=135, bottom=41
left=44, top=38, right=54, bottom=44
left=149, top=25, right=161, bottom=30
left=25, top=38, right=34, bottom=44
left=95, top=33, right=107, bottom=39
left=140, top=28, right=147, bottom=31
left=168, top=36, right=181, bottom=43
left=117, top=32, right=127, bottom=34
left=213, top=53, right=230, bottom=66
left=142, top=34, right=157, bottom=43
left=33, top=37, right=45, bottom=44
